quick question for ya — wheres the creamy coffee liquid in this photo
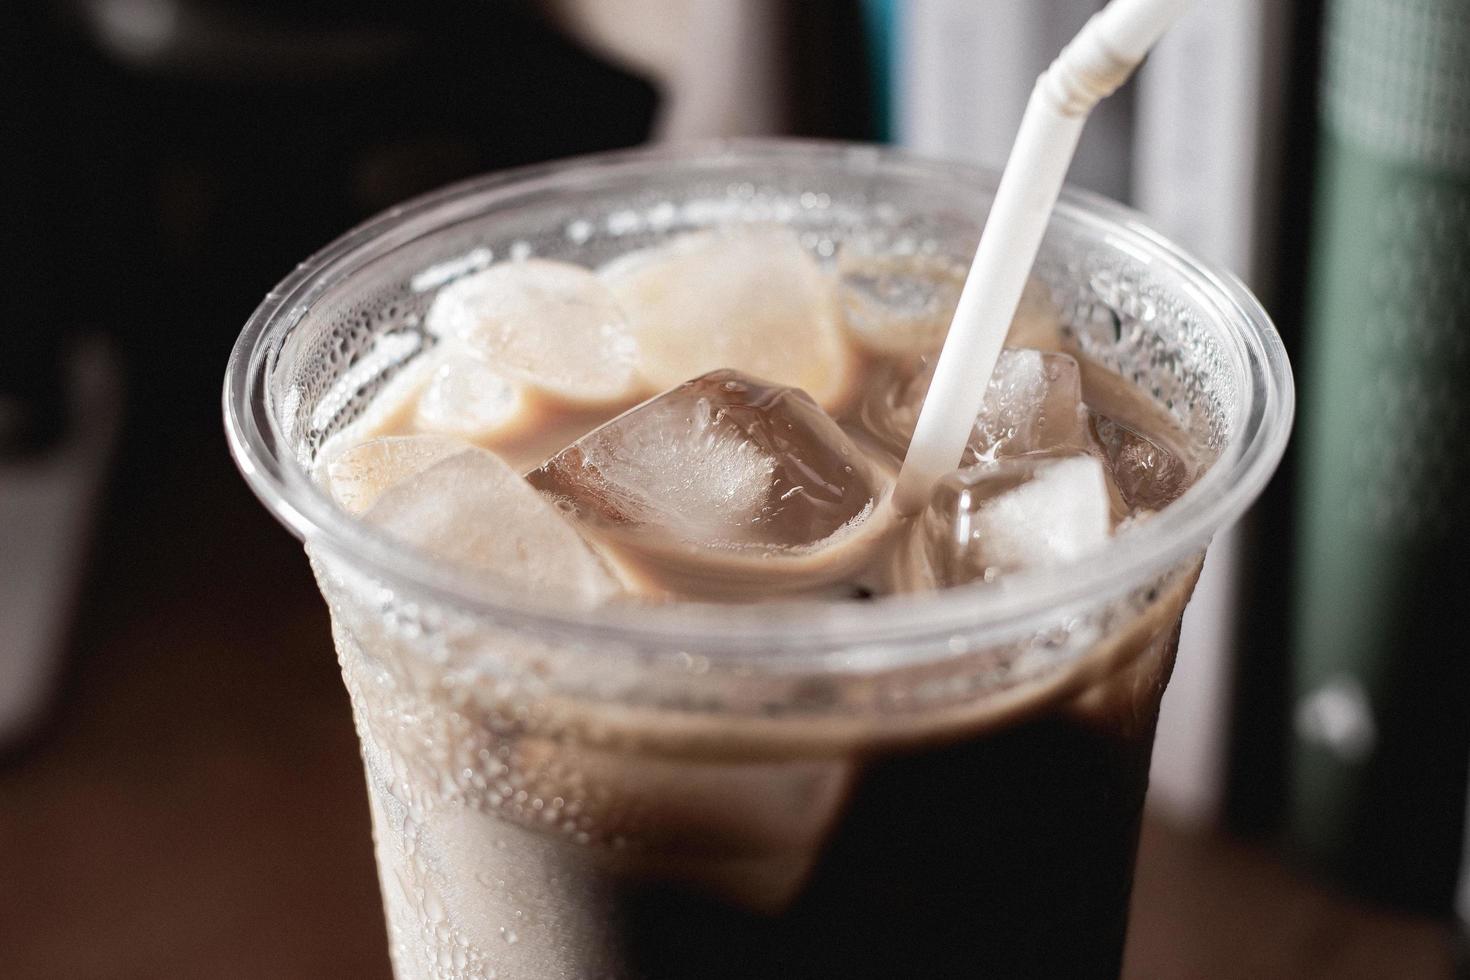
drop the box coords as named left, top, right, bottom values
left=318, top=254, right=1196, bottom=607
left=311, top=232, right=1204, bottom=980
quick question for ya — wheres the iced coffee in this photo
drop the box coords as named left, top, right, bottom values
left=225, top=144, right=1293, bottom=979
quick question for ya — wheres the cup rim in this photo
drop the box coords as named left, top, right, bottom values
left=223, top=138, right=1294, bottom=660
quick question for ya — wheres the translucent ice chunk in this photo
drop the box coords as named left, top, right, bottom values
left=505, top=737, right=853, bottom=912
left=413, top=352, right=532, bottom=443
left=864, top=348, right=1090, bottom=462
left=366, top=446, right=622, bottom=604
left=528, top=370, right=890, bottom=599
left=325, top=434, right=469, bottom=515
left=1091, top=414, right=1191, bottom=512
left=921, top=453, right=1113, bottom=586
left=969, top=348, right=1091, bottom=462
left=425, top=258, right=641, bottom=406
left=600, top=226, right=854, bottom=411
left=837, top=253, right=965, bottom=357
left=837, top=252, right=1064, bottom=359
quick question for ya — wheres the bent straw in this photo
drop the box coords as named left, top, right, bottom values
left=892, top=0, right=1195, bottom=515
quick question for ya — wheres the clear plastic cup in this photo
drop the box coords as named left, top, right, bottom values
left=224, top=141, right=1292, bottom=979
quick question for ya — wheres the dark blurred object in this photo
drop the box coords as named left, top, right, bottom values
left=0, top=340, right=121, bottom=749
left=1, top=6, right=123, bottom=750
left=1, top=4, right=70, bottom=456
left=0, top=0, right=653, bottom=750
left=29, top=0, right=655, bottom=446
left=1286, top=0, right=1470, bottom=919
left=784, top=0, right=878, bottom=141
left=542, top=0, right=879, bottom=143
left=1226, top=0, right=1324, bottom=839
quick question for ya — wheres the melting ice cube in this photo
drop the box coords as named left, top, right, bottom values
left=968, top=348, right=1091, bottom=462
left=426, top=258, right=642, bottom=406
left=920, top=453, right=1114, bottom=586
left=325, top=433, right=470, bottom=515
left=866, top=348, right=1091, bottom=462
left=600, top=226, right=854, bottom=411
left=413, top=351, right=533, bottom=443
left=837, top=253, right=965, bottom=357
left=1091, top=414, right=1191, bottom=512
left=366, top=446, right=622, bottom=605
left=528, top=370, right=890, bottom=599
left=837, top=254, right=1062, bottom=359
left=506, top=737, right=853, bottom=912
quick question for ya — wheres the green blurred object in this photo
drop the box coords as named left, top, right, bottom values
left=1290, top=0, right=1470, bottom=917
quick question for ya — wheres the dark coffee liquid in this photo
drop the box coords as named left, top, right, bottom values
left=616, top=643, right=1173, bottom=979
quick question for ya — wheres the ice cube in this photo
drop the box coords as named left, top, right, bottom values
left=864, top=348, right=1090, bottom=462
left=600, top=226, right=855, bottom=411
left=837, top=257, right=1063, bottom=359
left=969, top=348, right=1091, bottom=462
left=325, top=434, right=470, bottom=515
left=425, top=258, right=642, bottom=406
left=1091, top=414, right=1191, bottom=512
left=366, top=446, right=622, bottom=605
left=507, top=736, right=853, bottom=912
left=528, top=370, right=890, bottom=599
left=921, top=453, right=1113, bottom=586
left=837, top=253, right=965, bottom=357
left=412, top=351, right=532, bottom=443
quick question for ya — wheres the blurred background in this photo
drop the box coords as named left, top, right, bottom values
left=1, top=0, right=1466, bottom=976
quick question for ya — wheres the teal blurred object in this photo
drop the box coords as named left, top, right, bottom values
left=858, top=0, right=897, bottom=142
left=1290, top=0, right=1470, bottom=917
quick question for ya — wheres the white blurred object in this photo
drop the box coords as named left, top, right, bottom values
left=897, top=0, right=1134, bottom=200
left=0, top=340, right=122, bottom=745
left=543, top=0, right=785, bottom=139
left=1134, top=0, right=1288, bottom=826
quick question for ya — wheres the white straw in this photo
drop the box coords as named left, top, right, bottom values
left=892, top=0, right=1195, bottom=516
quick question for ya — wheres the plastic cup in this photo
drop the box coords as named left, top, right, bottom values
left=225, top=141, right=1292, bottom=979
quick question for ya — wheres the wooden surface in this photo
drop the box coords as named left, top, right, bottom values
left=0, top=432, right=1457, bottom=979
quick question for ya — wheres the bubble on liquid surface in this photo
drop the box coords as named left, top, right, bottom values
left=600, top=226, right=854, bottom=411
left=365, top=446, right=622, bottom=605
left=528, top=370, right=891, bottom=599
left=921, top=452, right=1115, bottom=586
left=425, top=258, right=641, bottom=406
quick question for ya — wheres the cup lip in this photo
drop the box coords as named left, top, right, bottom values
left=224, top=138, right=1294, bottom=660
